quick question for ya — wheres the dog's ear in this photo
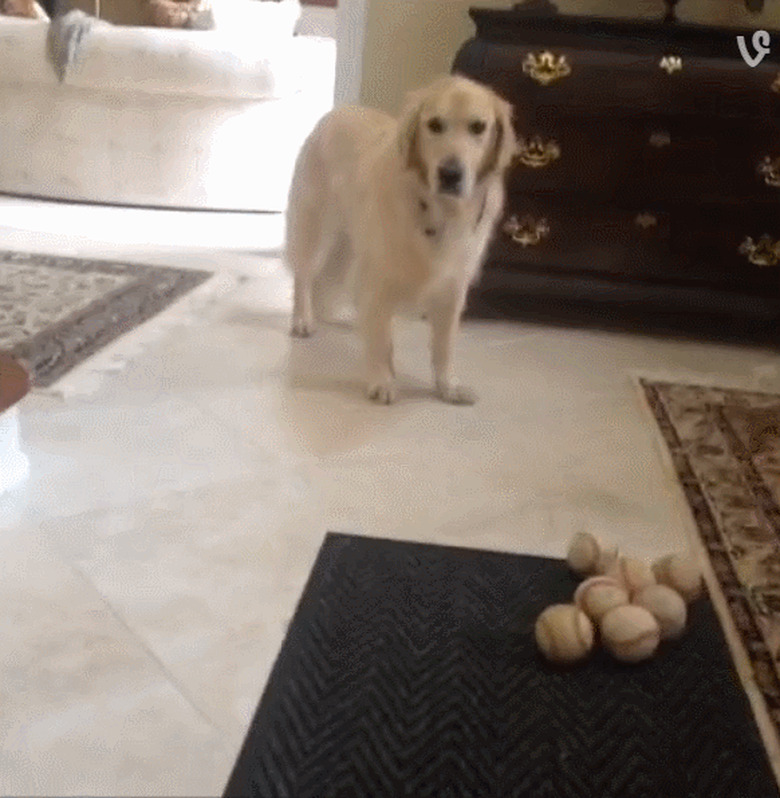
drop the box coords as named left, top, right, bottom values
left=479, top=95, right=518, bottom=180
left=397, top=90, right=427, bottom=183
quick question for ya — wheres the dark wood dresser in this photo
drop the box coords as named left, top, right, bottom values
left=453, top=3, right=780, bottom=341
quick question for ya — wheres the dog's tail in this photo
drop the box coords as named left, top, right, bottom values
left=46, top=0, right=101, bottom=83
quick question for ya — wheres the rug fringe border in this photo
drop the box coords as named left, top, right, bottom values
left=34, top=269, right=237, bottom=400
left=630, top=372, right=780, bottom=791
left=626, top=366, right=780, bottom=395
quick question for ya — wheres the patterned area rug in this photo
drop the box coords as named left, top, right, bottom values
left=224, top=533, right=777, bottom=798
left=1, top=250, right=212, bottom=388
left=643, top=380, right=780, bottom=767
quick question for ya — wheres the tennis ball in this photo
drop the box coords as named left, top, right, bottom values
left=612, top=556, right=656, bottom=595
left=600, top=605, right=660, bottom=663
left=574, top=576, right=630, bottom=622
left=633, top=584, right=687, bottom=641
left=596, top=544, right=620, bottom=576
left=652, top=553, right=703, bottom=603
left=566, top=532, right=601, bottom=577
left=535, top=604, right=595, bottom=664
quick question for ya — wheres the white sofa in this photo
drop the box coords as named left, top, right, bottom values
left=0, top=6, right=335, bottom=211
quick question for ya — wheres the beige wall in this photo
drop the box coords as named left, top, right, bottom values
left=359, top=0, right=780, bottom=113
left=94, top=0, right=144, bottom=25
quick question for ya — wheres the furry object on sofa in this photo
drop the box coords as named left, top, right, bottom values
left=46, top=9, right=104, bottom=81
left=144, top=0, right=298, bottom=32
left=1, top=0, right=48, bottom=19
left=143, top=0, right=214, bottom=29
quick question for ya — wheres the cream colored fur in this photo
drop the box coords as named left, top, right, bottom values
left=286, top=75, right=517, bottom=405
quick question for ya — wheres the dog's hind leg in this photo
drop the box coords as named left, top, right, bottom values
left=311, top=232, right=355, bottom=327
left=291, top=278, right=315, bottom=338
left=287, top=196, right=338, bottom=338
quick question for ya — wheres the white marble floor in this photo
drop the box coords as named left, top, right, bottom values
left=2, top=197, right=780, bottom=795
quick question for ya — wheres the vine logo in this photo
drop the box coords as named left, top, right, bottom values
left=737, top=30, right=771, bottom=67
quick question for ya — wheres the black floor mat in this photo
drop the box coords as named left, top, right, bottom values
left=223, top=533, right=778, bottom=798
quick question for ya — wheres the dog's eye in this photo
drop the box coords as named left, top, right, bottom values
left=468, top=120, right=487, bottom=135
left=427, top=117, right=445, bottom=134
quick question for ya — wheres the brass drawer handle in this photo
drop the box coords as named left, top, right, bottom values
left=772, top=74, right=780, bottom=93
left=635, top=212, right=658, bottom=229
left=516, top=136, right=561, bottom=168
left=739, top=235, right=780, bottom=267
left=659, top=55, right=683, bottom=74
left=522, top=51, right=571, bottom=86
left=648, top=130, right=671, bottom=148
left=504, top=215, right=550, bottom=247
left=759, top=156, right=780, bottom=187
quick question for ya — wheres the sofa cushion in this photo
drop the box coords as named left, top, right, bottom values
left=211, top=0, right=300, bottom=37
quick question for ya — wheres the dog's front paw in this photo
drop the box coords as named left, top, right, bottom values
left=290, top=317, right=315, bottom=338
left=367, top=378, right=398, bottom=405
left=436, top=381, right=477, bottom=406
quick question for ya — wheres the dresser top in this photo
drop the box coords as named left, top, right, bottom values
left=469, top=6, right=780, bottom=62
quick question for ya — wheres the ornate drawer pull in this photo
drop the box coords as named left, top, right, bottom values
left=648, top=130, right=671, bottom=148
left=739, top=235, right=780, bottom=267
left=758, top=156, right=780, bottom=187
left=771, top=73, right=780, bottom=93
left=516, top=136, right=561, bottom=168
left=659, top=55, right=683, bottom=74
left=504, top=215, right=550, bottom=247
left=635, top=212, right=658, bottom=229
left=522, top=51, right=571, bottom=86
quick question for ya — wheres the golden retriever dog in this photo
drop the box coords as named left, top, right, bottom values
left=286, top=75, right=517, bottom=405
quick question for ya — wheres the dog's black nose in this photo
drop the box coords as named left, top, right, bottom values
left=438, top=158, right=463, bottom=194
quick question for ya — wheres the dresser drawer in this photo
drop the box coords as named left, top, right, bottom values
left=492, top=197, right=670, bottom=279
left=508, top=119, right=645, bottom=199
left=507, top=116, right=780, bottom=205
left=505, top=115, right=779, bottom=204
left=481, top=43, right=778, bottom=124
left=493, top=198, right=780, bottom=295
left=620, top=120, right=780, bottom=205
left=658, top=54, right=780, bottom=121
left=670, top=205, right=780, bottom=292
left=484, top=44, right=665, bottom=120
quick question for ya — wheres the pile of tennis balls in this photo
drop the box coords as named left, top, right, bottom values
left=534, top=532, right=703, bottom=665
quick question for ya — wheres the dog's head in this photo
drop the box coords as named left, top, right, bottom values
left=397, top=75, right=517, bottom=201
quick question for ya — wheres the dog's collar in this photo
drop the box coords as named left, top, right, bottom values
left=419, top=198, right=437, bottom=238
left=418, top=192, right=488, bottom=239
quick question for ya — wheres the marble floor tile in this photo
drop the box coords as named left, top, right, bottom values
left=36, top=475, right=325, bottom=747
left=17, top=391, right=280, bottom=525
left=0, top=531, right=233, bottom=797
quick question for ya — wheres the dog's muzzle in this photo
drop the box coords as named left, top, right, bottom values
left=437, top=157, right=464, bottom=196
